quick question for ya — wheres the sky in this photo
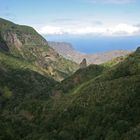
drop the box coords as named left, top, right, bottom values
left=0, top=0, right=140, bottom=53
left=1, top=0, right=140, bottom=36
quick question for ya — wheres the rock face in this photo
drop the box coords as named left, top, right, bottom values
left=48, top=41, right=83, bottom=60
left=136, top=46, right=140, bottom=53
left=49, top=41, right=131, bottom=65
left=0, top=18, right=79, bottom=81
left=80, top=58, right=87, bottom=69
left=0, top=34, right=9, bottom=51
left=2, top=32, right=23, bottom=49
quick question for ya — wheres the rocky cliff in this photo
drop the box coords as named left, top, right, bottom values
left=80, top=58, right=87, bottom=69
left=0, top=18, right=79, bottom=81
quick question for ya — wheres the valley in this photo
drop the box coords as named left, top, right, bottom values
left=0, top=18, right=140, bottom=140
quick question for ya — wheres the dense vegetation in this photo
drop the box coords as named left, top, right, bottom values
left=44, top=47, right=140, bottom=140
left=0, top=47, right=139, bottom=140
left=0, top=51, right=58, bottom=140
left=0, top=18, right=140, bottom=140
left=54, top=64, right=106, bottom=94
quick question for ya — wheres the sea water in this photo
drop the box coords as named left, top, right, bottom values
left=46, top=35, right=140, bottom=54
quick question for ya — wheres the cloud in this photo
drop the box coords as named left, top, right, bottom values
left=38, top=26, right=64, bottom=35
left=135, top=24, right=140, bottom=27
left=86, top=0, right=136, bottom=4
left=35, top=23, right=140, bottom=36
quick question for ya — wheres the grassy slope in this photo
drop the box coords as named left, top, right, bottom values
left=0, top=51, right=58, bottom=107
left=0, top=18, right=140, bottom=140
left=44, top=48, right=140, bottom=140
left=54, top=64, right=106, bottom=94
left=0, top=18, right=78, bottom=139
left=0, top=47, right=139, bottom=140
left=0, top=18, right=79, bottom=81
left=53, top=54, right=127, bottom=95
left=0, top=48, right=139, bottom=140
left=0, top=51, right=58, bottom=140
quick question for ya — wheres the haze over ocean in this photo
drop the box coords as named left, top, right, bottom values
left=46, top=35, right=140, bottom=54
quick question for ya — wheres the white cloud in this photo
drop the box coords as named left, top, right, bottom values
left=35, top=23, right=140, bottom=36
left=110, top=24, right=139, bottom=34
left=39, top=26, right=64, bottom=35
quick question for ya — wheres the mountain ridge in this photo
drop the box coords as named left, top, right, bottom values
left=44, top=47, right=140, bottom=139
left=0, top=18, right=140, bottom=140
left=0, top=18, right=79, bottom=81
left=48, top=41, right=131, bottom=64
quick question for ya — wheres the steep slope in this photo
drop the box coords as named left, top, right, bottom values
left=0, top=18, right=78, bottom=81
left=102, top=55, right=127, bottom=68
left=49, top=41, right=131, bottom=64
left=0, top=18, right=140, bottom=140
left=54, top=64, right=106, bottom=94
left=0, top=51, right=59, bottom=140
left=48, top=41, right=84, bottom=62
left=0, top=50, right=59, bottom=107
left=44, top=47, right=140, bottom=140
left=0, top=47, right=139, bottom=139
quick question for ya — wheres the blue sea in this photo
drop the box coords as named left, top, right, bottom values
left=45, top=35, right=140, bottom=54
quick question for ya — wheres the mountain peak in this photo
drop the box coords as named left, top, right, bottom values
left=80, top=58, right=87, bottom=69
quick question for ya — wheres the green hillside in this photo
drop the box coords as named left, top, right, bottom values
left=0, top=47, right=139, bottom=140
left=44, top=47, right=140, bottom=140
left=0, top=18, right=79, bottom=81
left=54, top=64, right=106, bottom=94
left=0, top=51, right=58, bottom=140
left=54, top=55, right=128, bottom=95
left=0, top=18, right=140, bottom=140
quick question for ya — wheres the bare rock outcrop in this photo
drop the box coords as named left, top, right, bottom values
left=80, top=58, right=87, bottom=69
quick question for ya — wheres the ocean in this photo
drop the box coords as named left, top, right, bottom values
left=45, top=35, right=140, bottom=54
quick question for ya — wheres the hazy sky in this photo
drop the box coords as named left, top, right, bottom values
left=0, top=0, right=140, bottom=36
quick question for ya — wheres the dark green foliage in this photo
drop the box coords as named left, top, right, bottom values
left=43, top=48, right=140, bottom=140
left=0, top=49, right=57, bottom=140
left=0, top=18, right=78, bottom=139
left=0, top=51, right=57, bottom=102
left=55, top=64, right=106, bottom=94
left=0, top=18, right=140, bottom=140
left=0, top=48, right=139, bottom=140
left=51, top=76, right=139, bottom=140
